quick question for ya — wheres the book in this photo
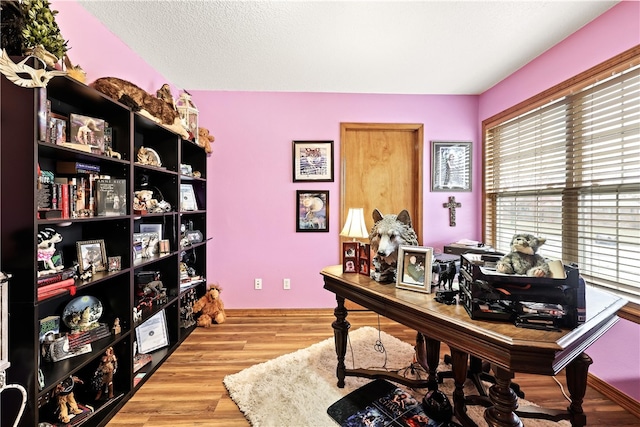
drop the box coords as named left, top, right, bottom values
left=95, top=178, right=127, bottom=216
left=327, top=379, right=441, bottom=427
left=39, top=315, right=60, bottom=343
left=56, top=161, right=100, bottom=175
left=37, top=278, right=76, bottom=301
left=37, top=267, right=77, bottom=287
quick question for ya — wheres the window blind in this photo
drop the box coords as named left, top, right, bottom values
left=485, top=60, right=640, bottom=304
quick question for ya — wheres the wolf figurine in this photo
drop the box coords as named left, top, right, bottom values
left=496, top=233, right=551, bottom=277
left=369, top=209, right=419, bottom=283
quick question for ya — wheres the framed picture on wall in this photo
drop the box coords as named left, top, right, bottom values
left=296, top=190, right=329, bottom=232
left=431, top=141, right=472, bottom=192
left=292, top=140, right=334, bottom=182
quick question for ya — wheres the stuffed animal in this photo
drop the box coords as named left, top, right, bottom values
left=197, top=127, right=214, bottom=154
left=133, top=190, right=154, bottom=213
left=91, top=77, right=189, bottom=140
left=37, top=227, right=64, bottom=277
left=192, top=284, right=226, bottom=327
left=496, top=233, right=551, bottom=277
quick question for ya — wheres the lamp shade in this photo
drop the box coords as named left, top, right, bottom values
left=340, top=208, right=369, bottom=239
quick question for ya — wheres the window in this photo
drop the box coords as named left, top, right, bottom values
left=483, top=48, right=640, bottom=305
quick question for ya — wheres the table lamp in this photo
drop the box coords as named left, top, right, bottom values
left=340, top=208, right=370, bottom=274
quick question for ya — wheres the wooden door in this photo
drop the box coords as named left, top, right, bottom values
left=340, top=122, right=424, bottom=260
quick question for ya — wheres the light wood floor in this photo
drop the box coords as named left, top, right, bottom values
left=106, top=309, right=639, bottom=426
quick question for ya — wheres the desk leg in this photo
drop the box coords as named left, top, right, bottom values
left=451, top=348, right=477, bottom=427
left=484, top=366, right=522, bottom=427
left=566, top=352, right=592, bottom=427
left=415, top=333, right=440, bottom=391
left=331, top=295, right=350, bottom=388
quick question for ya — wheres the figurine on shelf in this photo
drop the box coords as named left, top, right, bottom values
left=52, top=376, right=84, bottom=423
left=112, top=318, right=121, bottom=335
left=93, top=347, right=117, bottom=400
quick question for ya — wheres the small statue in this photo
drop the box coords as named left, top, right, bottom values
left=112, top=318, right=121, bottom=335
left=93, top=347, right=117, bottom=400
left=52, top=376, right=84, bottom=423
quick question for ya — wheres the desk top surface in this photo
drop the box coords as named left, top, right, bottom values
left=321, top=265, right=626, bottom=375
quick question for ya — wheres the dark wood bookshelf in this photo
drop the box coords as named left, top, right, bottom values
left=1, top=70, right=208, bottom=426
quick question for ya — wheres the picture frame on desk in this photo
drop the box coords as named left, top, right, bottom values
left=76, top=239, right=107, bottom=273
left=396, top=246, right=433, bottom=294
left=359, top=244, right=371, bottom=276
left=431, top=141, right=472, bottom=192
left=342, top=242, right=359, bottom=273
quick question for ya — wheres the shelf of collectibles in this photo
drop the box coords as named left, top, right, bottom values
left=0, top=61, right=208, bottom=426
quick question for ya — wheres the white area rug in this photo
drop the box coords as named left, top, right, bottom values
left=223, top=326, right=570, bottom=427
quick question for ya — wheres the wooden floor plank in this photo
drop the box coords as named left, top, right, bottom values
left=106, top=310, right=640, bottom=426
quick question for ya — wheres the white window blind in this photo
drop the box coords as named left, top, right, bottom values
left=485, top=62, right=640, bottom=304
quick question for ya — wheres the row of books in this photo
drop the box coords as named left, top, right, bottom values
left=37, top=161, right=126, bottom=219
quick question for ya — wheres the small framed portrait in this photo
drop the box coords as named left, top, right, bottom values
left=359, top=244, right=371, bottom=276
left=296, top=190, right=329, bottom=232
left=108, top=256, right=122, bottom=272
left=180, top=184, right=198, bottom=211
left=48, top=113, right=67, bottom=145
left=431, top=141, right=472, bottom=192
left=396, top=246, right=433, bottom=294
left=292, top=140, right=334, bottom=182
left=69, top=113, right=106, bottom=155
left=76, top=239, right=108, bottom=273
left=342, top=242, right=359, bottom=273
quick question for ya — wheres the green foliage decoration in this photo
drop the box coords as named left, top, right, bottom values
left=20, top=0, right=68, bottom=59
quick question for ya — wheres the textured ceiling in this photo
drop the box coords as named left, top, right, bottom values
left=76, top=0, right=619, bottom=95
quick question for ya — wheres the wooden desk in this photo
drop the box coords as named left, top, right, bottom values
left=321, top=265, right=626, bottom=427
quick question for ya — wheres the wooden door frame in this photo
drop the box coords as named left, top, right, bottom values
left=340, top=122, right=424, bottom=243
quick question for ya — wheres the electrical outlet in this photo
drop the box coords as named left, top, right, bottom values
left=254, top=278, right=262, bottom=290
left=283, top=278, right=291, bottom=290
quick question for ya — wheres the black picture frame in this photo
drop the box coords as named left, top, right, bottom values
left=292, top=140, right=334, bottom=182
left=431, top=141, right=472, bottom=192
left=296, top=190, right=329, bottom=232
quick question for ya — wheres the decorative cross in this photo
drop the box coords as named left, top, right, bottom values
left=443, top=196, right=462, bottom=227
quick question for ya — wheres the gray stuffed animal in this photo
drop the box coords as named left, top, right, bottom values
left=496, top=233, right=551, bottom=277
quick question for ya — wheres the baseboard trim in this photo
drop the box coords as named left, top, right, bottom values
left=588, top=373, right=640, bottom=418
left=225, top=308, right=335, bottom=317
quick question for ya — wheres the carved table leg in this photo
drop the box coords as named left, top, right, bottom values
left=331, top=295, right=350, bottom=388
left=566, top=352, right=592, bottom=427
left=450, top=348, right=477, bottom=427
left=484, top=366, right=523, bottom=427
left=415, top=333, right=441, bottom=391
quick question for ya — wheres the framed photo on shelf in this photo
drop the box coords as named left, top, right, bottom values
left=396, top=246, right=433, bottom=294
left=76, top=239, right=107, bottom=273
left=140, top=223, right=163, bottom=239
left=292, top=140, right=334, bottom=182
left=180, top=184, right=198, bottom=211
left=431, top=141, right=472, bottom=192
left=48, top=113, right=67, bottom=145
left=108, top=256, right=121, bottom=272
left=296, top=190, right=329, bottom=232
left=135, top=309, right=169, bottom=354
left=69, top=113, right=106, bottom=155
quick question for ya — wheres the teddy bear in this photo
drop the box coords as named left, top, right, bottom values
left=496, top=233, right=551, bottom=277
left=192, top=284, right=226, bottom=327
left=133, top=190, right=154, bottom=214
left=197, top=127, right=214, bottom=154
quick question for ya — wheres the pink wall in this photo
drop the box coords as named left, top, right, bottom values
left=193, top=91, right=479, bottom=309
left=478, top=1, right=640, bottom=402
left=53, top=0, right=639, bottom=400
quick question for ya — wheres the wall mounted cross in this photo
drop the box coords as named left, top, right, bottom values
left=443, top=196, right=461, bottom=227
